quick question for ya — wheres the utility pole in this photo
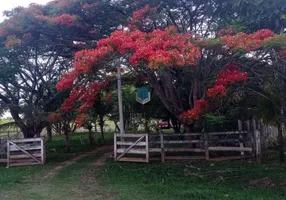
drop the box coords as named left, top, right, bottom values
left=117, top=65, right=125, bottom=134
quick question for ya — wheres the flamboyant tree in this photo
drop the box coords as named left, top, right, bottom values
left=56, top=6, right=285, bottom=130
left=0, top=0, right=130, bottom=137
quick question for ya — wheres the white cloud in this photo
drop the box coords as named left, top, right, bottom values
left=0, top=0, right=51, bottom=21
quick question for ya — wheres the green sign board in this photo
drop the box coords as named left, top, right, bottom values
left=136, top=87, right=150, bottom=105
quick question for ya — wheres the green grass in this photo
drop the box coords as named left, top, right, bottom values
left=46, top=131, right=113, bottom=163
left=99, top=159, right=286, bottom=200
left=1, top=130, right=286, bottom=200
left=0, top=131, right=114, bottom=188
left=0, top=131, right=115, bottom=200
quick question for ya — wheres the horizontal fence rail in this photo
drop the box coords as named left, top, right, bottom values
left=115, top=131, right=256, bottom=163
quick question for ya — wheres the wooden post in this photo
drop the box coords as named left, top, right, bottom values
left=160, top=133, right=165, bottom=163
left=114, top=134, right=117, bottom=161
left=41, top=137, right=45, bottom=164
left=204, top=133, right=209, bottom=160
left=255, top=129, right=261, bottom=163
left=145, top=134, right=149, bottom=163
left=238, top=120, right=245, bottom=156
left=6, top=140, right=10, bottom=168
left=251, top=119, right=258, bottom=162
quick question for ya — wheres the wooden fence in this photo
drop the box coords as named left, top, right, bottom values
left=114, top=130, right=259, bottom=163
left=114, top=134, right=149, bottom=163
left=0, top=137, right=7, bottom=163
left=7, top=137, right=45, bottom=167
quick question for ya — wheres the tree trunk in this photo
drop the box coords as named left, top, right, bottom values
left=46, top=124, right=52, bottom=141
left=114, top=121, right=120, bottom=133
left=64, top=131, right=71, bottom=153
left=99, top=116, right=105, bottom=142
left=277, top=122, right=285, bottom=163
left=88, top=128, right=94, bottom=145
left=144, top=118, right=149, bottom=133
left=94, top=120, right=97, bottom=132
left=171, top=118, right=181, bottom=133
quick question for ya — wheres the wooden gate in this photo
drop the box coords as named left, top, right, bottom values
left=114, top=134, right=149, bottom=163
left=7, top=138, right=45, bottom=167
left=0, top=137, right=7, bottom=163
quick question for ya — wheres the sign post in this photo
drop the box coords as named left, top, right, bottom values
left=117, top=66, right=125, bottom=135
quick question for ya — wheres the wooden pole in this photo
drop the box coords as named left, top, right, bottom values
left=145, top=134, right=149, bottom=163
left=251, top=119, right=261, bottom=163
left=114, top=134, right=117, bottom=161
left=204, top=133, right=209, bottom=160
left=255, top=129, right=261, bottom=163
left=6, top=140, right=10, bottom=168
left=160, top=133, right=165, bottom=163
left=238, top=120, right=244, bottom=156
left=117, top=65, right=125, bottom=135
left=41, top=137, right=45, bottom=164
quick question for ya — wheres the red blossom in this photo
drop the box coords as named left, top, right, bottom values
left=180, top=100, right=209, bottom=122
left=49, top=112, right=61, bottom=121
left=279, top=49, right=286, bottom=60
left=56, top=71, right=80, bottom=91
left=75, top=113, right=88, bottom=127
left=23, top=33, right=32, bottom=39
left=207, top=63, right=248, bottom=98
left=181, top=64, right=248, bottom=123
left=102, top=93, right=112, bottom=101
left=5, top=35, right=21, bottom=49
left=222, top=29, right=274, bottom=52
left=0, top=28, right=7, bottom=37
left=53, top=14, right=77, bottom=27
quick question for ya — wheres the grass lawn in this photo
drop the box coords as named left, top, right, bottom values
left=0, top=131, right=286, bottom=200
left=0, top=131, right=113, bottom=186
left=99, top=156, right=286, bottom=200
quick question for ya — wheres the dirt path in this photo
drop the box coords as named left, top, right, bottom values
left=44, top=145, right=113, bottom=179
left=1, top=145, right=115, bottom=200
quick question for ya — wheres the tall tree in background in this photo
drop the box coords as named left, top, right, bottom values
left=0, top=1, right=129, bottom=137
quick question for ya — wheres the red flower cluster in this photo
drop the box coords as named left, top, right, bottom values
left=98, top=26, right=201, bottom=69
left=279, top=49, right=286, bottom=60
left=5, top=35, right=21, bottom=49
left=75, top=113, right=88, bottom=127
left=74, top=46, right=113, bottom=73
left=0, top=28, right=7, bottom=37
left=207, top=64, right=248, bottom=98
left=130, top=4, right=157, bottom=29
left=56, top=71, right=79, bottom=91
left=60, top=86, right=85, bottom=112
left=53, top=14, right=77, bottom=27
left=49, top=112, right=61, bottom=121
left=180, top=64, right=248, bottom=123
left=23, top=33, right=32, bottom=39
left=222, top=29, right=274, bottom=51
left=217, top=26, right=234, bottom=37
left=102, top=93, right=112, bottom=102
left=180, top=100, right=209, bottom=122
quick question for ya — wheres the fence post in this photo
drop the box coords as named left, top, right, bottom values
left=238, top=120, right=244, bottom=156
left=204, top=133, right=209, bottom=160
left=41, top=137, right=45, bottom=164
left=6, top=140, right=10, bottom=168
left=160, top=133, right=165, bottom=163
left=255, top=129, right=261, bottom=163
left=146, top=134, right=149, bottom=163
left=251, top=119, right=261, bottom=163
left=114, top=133, right=117, bottom=161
